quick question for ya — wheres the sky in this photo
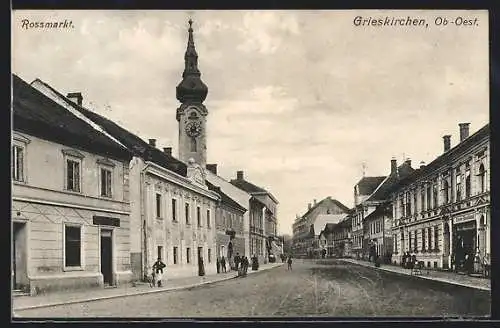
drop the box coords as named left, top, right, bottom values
left=12, top=10, right=489, bottom=235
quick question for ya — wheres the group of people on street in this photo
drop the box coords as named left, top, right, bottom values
left=401, top=252, right=418, bottom=270
left=216, top=256, right=227, bottom=273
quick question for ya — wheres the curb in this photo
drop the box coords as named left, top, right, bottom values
left=340, top=259, right=490, bottom=292
left=14, top=263, right=284, bottom=312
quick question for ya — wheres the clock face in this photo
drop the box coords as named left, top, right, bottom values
left=186, top=121, right=202, bottom=137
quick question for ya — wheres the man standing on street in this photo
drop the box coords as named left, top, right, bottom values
left=221, top=256, right=227, bottom=273
left=234, top=253, right=241, bottom=271
left=152, top=257, right=166, bottom=287
left=287, top=256, right=293, bottom=271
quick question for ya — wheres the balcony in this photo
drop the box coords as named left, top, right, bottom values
left=250, top=226, right=264, bottom=235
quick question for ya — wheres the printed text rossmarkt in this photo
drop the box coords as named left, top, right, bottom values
left=20, top=19, right=75, bottom=30
left=353, top=16, right=479, bottom=28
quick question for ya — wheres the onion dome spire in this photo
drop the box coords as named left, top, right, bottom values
left=176, top=19, right=208, bottom=104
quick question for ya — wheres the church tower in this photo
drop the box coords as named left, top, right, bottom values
left=176, top=19, right=208, bottom=168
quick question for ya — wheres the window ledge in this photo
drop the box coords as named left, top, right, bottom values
left=63, top=266, right=84, bottom=272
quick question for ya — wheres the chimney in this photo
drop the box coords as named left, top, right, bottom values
left=67, top=92, right=83, bottom=106
left=206, top=164, right=218, bottom=175
left=405, top=158, right=411, bottom=167
left=236, top=170, right=244, bottom=180
left=163, top=147, right=172, bottom=156
left=148, top=139, right=156, bottom=147
left=459, top=123, right=470, bottom=142
left=419, top=161, right=426, bottom=169
left=313, top=199, right=317, bottom=205
left=443, top=135, right=451, bottom=152
left=308, top=203, right=312, bottom=210
left=391, top=157, right=397, bottom=175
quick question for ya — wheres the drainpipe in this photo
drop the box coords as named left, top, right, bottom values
left=140, top=162, right=151, bottom=281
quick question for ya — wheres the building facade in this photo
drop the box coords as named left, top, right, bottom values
left=293, top=197, right=350, bottom=258
left=352, top=159, right=414, bottom=260
left=207, top=178, right=247, bottom=269
left=230, top=170, right=279, bottom=264
left=12, top=75, right=134, bottom=295
left=205, top=167, right=252, bottom=260
left=390, top=123, right=490, bottom=271
left=332, top=215, right=353, bottom=258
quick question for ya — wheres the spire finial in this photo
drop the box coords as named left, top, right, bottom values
left=188, top=18, right=193, bottom=29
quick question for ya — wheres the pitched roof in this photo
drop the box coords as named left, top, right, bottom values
left=230, top=178, right=278, bottom=204
left=206, top=181, right=247, bottom=214
left=388, top=123, right=490, bottom=194
left=301, top=197, right=350, bottom=218
left=366, top=162, right=415, bottom=202
left=31, top=78, right=187, bottom=176
left=355, top=176, right=386, bottom=195
left=12, top=75, right=132, bottom=161
left=313, top=214, right=346, bottom=236
left=363, top=203, right=391, bottom=222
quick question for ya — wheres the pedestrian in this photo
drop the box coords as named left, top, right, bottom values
left=287, top=256, right=293, bottom=270
left=251, top=254, right=259, bottom=271
left=152, top=257, right=166, bottom=287
left=242, top=256, right=248, bottom=277
left=216, top=257, right=221, bottom=274
left=221, top=256, right=227, bottom=273
left=234, top=253, right=241, bottom=271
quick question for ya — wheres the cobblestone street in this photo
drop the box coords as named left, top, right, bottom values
left=15, top=259, right=490, bottom=318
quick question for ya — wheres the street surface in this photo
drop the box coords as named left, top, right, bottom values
left=15, top=259, right=490, bottom=318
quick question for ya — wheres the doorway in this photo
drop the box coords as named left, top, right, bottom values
left=100, top=230, right=113, bottom=286
left=13, top=222, right=28, bottom=291
left=197, top=247, right=205, bottom=276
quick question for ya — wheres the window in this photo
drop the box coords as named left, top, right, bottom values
left=421, top=228, right=426, bottom=251
left=186, top=247, right=191, bottom=263
left=427, top=227, right=432, bottom=251
left=409, top=231, right=412, bottom=250
left=405, top=192, right=411, bottom=217
left=185, top=203, right=190, bottom=224
left=208, top=249, right=212, bottom=263
left=173, top=246, right=178, bottom=264
left=442, top=180, right=449, bottom=204
left=206, top=210, right=211, bottom=228
left=426, top=185, right=431, bottom=210
left=12, top=145, right=24, bottom=182
left=65, top=225, right=81, bottom=267
left=197, top=206, right=201, bottom=227
left=66, top=159, right=81, bottom=192
left=434, top=226, right=439, bottom=250
left=413, top=192, right=418, bottom=215
left=172, top=199, right=177, bottom=221
left=156, top=194, right=162, bottom=218
left=465, top=169, right=471, bottom=198
left=157, top=246, right=163, bottom=260
left=456, top=169, right=462, bottom=201
left=432, top=182, right=438, bottom=208
left=421, top=189, right=425, bottom=212
left=220, top=245, right=225, bottom=257
left=100, top=168, right=112, bottom=197
left=478, top=164, right=486, bottom=193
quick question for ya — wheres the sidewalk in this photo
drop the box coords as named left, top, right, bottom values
left=13, top=262, right=284, bottom=311
left=340, top=258, right=490, bottom=291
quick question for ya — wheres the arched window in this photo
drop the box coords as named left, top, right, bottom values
left=190, top=137, right=197, bottom=152
left=478, top=164, right=486, bottom=193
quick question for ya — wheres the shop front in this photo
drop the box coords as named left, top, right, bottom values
left=452, top=213, right=476, bottom=273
